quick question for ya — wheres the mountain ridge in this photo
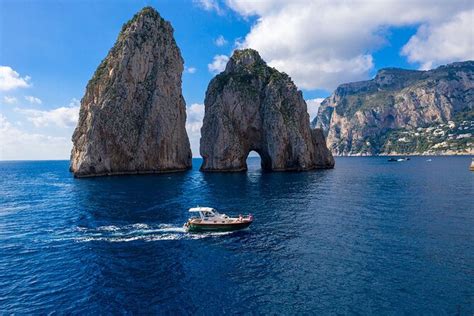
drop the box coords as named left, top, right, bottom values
left=313, top=60, right=474, bottom=156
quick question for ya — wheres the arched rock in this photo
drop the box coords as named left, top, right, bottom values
left=200, top=49, right=334, bottom=172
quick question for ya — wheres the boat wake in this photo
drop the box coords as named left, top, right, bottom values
left=72, top=223, right=234, bottom=243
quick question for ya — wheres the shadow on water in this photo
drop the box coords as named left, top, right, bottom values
left=71, top=172, right=192, bottom=225
left=70, top=156, right=333, bottom=224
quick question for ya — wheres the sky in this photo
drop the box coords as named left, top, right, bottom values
left=0, top=0, right=473, bottom=160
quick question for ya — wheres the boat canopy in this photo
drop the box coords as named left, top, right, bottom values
left=189, top=207, right=215, bottom=213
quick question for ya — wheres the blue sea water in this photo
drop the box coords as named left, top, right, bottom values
left=0, top=157, right=473, bottom=314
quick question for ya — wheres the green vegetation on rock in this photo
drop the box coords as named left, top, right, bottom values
left=314, top=60, right=474, bottom=156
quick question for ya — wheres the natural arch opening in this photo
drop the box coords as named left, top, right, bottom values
left=246, top=150, right=261, bottom=171
left=245, top=150, right=272, bottom=171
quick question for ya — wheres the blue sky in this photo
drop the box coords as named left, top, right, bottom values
left=1, top=0, right=472, bottom=159
left=0, top=0, right=255, bottom=106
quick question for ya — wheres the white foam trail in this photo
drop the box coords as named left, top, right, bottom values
left=131, top=223, right=149, bottom=229
left=71, top=223, right=236, bottom=243
left=97, top=225, right=120, bottom=232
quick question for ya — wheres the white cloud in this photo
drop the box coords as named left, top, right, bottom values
left=215, top=35, right=228, bottom=46
left=208, top=54, right=229, bottom=74
left=186, top=103, right=205, bottom=157
left=25, top=95, right=42, bottom=105
left=0, top=66, right=31, bottom=91
left=2, top=96, right=18, bottom=104
left=16, top=99, right=80, bottom=128
left=234, top=37, right=244, bottom=48
left=193, top=0, right=223, bottom=15
left=306, top=98, right=325, bottom=122
left=271, top=55, right=374, bottom=93
left=185, top=66, right=197, bottom=74
left=0, top=114, right=71, bottom=160
left=225, top=0, right=473, bottom=90
left=402, top=10, right=474, bottom=70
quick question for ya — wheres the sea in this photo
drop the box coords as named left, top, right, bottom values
left=0, top=156, right=473, bottom=314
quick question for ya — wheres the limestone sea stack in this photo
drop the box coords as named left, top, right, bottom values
left=200, top=49, right=334, bottom=171
left=70, top=7, right=192, bottom=177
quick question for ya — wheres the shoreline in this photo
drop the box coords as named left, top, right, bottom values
left=333, top=152, right=474, bottom=157
left=1, top=154, right=473, bottom=163
left=72, top=167, right=192, bottom=178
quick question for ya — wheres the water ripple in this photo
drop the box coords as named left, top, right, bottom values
left=0, top=158, right=473, bottom=314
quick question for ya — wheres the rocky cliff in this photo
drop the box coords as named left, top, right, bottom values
left=70, top=7, right=191, bottom=177
left=200, top=49, right=334, bottom=171
left=313, top=61, right=474, bottom=155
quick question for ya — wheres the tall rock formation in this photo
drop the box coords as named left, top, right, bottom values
left=313, top=61, right=474, bottom=155
left=70, top=7, right=192, bottom=177
left=200, top=49, right=334, bottom=171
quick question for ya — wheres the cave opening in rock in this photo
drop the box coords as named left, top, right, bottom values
left=246, top=150, right=261, bottom=171
left=245, top=150, right=272, bottom=171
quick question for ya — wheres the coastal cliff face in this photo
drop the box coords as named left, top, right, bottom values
left=200, top=49, right=334, bottom=171
left=70, top=7, right=191, bottom=177
left=313, top=61, right=474, bottom=156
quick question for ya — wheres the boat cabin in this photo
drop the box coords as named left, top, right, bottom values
left=185, top=206, right=253, bottom=232
left=189, top=207, right=224, bottom=220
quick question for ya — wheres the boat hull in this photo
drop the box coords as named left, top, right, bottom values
left=186, top=221, right=252, bottom=232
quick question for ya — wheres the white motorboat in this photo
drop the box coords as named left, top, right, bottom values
left=184, top=207, right=253, bottom=232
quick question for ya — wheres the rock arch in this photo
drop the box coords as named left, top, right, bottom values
left=200, top=49, right=334, bottom=172
left=246, top=150, right=272, bottom=170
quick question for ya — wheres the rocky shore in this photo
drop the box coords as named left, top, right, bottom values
left=313, top=61, right=474, bottom=156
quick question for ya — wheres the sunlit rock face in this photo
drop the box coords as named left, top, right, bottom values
left=200, top=49, right=334, bottom=172
left=313, top=61, right=474, bottom=156
left=70, top=7, right=191, bottom=177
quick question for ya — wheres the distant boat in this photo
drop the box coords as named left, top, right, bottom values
left=470, top=158, right=474, bottom=171
left=184, top=207, right=253, bottom=232
left=388, top=157, right=410, bottom=162
left=396, top=157, right=410, bottom=162
left=426, top=159, right=432, bottom=162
